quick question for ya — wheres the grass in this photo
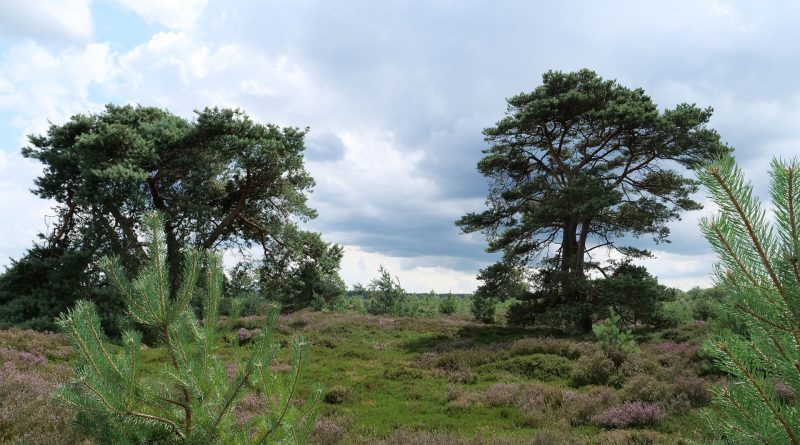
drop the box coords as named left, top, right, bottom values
left=0, top=311, right=716, bottom=444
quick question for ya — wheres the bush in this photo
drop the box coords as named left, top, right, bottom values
left=439, top=293, right=460, bottom=315
left=561, top=387, right=618, bottom=426
left=312, top=416, right=347, bottom=445
left=506, top=337, right=586, bottom=360
left=471, top=293, right=498, bottom=323
left=591, top=401, right=665, bottom=428
left=490, top=354, right=572, bottom=381
left=365, top=266, right=407, bottom=315
left=571, top=350, right=616, bottom=386
left=324, top=385, right=352, bottom=404
left=482, top=383, right=522, bottom=407
left=619, top=374, right=670, bottom=403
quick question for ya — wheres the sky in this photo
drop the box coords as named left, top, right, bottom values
left=1, top=0, right=799, bottom=293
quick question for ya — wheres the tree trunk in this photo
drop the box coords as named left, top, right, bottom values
left=561, top=220, right=592, bottom=332
left=163, top=220, right=182, bottom=299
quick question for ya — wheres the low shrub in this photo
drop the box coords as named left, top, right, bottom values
left=312, top=416, right=347, bottom=445
left=506, top=337, right=586, bottom=360
left=324, top=385, right=352, bottom=404
left=775, top=380, right=796, bottom=404
left=530, top=428, right=586, bottom=445
left=591, top=401, right=665, bottom=428
left=483, top=383, right=522, bottom=407
left=561, top=387, right=618, bottom=426
left=0, top=328, right=72, bottom=361
left=383, top=366, right=424, bottom=380
left=433, top=348, right=496, bottom=371
left=439, top=294, right=460, bottom=315
left=671, top=374, right=710, bottom=405
left=618, top=351, right=660, bottom=378
left=491, top=354, right=572, bottom=380
left=592, top=429, right=671, bottom=445
left=619, top=374, right=670, bottom=404
left=571, top=350, right=616, bottom=386
left=438, top=367, right=479, bottom=384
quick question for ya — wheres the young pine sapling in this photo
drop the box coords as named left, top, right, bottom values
left=56, top=211, right=321, bottom=444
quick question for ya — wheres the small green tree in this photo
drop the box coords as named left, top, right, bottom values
left=366, top=266, right=406, bottom=315
left=698, top=156, right=800, bottom=444
left=56, top=211, right=321, bottom=444
left=593, top=309, right=637, bottom=355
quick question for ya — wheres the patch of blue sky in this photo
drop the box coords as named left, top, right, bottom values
left=92, top=0, right=160, bottom=52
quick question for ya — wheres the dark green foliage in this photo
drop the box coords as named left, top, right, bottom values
left=471, top=263, right=527, bottom=323
left=56, top=212, right=320, bottom=444
left=593, top=310, right=637, bottom=353
left=457, top=69, right=730, bottom=331
left=698, top=156, right=800, bottom=443
left=487, top=353, right=572, bottom=380
left=258, top=230, right=346, bottom=311
left=0, top=104, right=343, bottom=331
left=506, top=261, right=675, bottom=332
left=597, top=262, right=674, bottom=328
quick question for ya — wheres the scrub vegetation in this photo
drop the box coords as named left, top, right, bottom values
left=0, top=70, right=794, bottom=444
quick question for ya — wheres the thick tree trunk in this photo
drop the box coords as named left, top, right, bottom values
left=561, top=220, right=592, bottom=332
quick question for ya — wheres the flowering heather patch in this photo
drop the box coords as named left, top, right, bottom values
left=561, top=387, right=618, bottom=426
left=591, top=401, right=665, bottom=428
left=0, top=352, right=84, bottom=445
left=672, top=374, right=710, bottom=405
left=312, top=416, right=347, bottom=444
left=0, top=327, right=72, bottom=361
left=483, top=382, right=522, bottom=407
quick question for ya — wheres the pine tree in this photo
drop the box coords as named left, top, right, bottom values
left=698, top=156, right=800, bottom=444
left=56, top=211, right=321, bottom=444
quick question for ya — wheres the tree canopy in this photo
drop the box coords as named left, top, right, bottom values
left=457, top=69, right=730, bottom=330
left=0, top=104, right=343, bottom=331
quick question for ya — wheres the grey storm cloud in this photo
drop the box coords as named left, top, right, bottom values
left=305, top=132, right=346, bottom=162
left=191, top=0, right=800, bottom=279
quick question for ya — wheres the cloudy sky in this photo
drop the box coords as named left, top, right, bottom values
left=0, top=0, right=798, bottom=292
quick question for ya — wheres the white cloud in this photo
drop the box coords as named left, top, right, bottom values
left=0, top=0, right=93, bottom=43
left=0, top=41, right=114, bottom=138
left=116, top=0, right=209, bottom=30
left=339, top=245, right=479, bottom=293
left=0, top=151, right=52, bottom=265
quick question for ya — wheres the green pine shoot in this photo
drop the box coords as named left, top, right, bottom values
left=698, top=156, right=800, bottom=444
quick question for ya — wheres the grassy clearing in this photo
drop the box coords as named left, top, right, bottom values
left=0, top=311, right=715, bottom=444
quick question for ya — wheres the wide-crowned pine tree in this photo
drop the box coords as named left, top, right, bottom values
left=699, top=156, right=800, bottom=444
left=56, top=211, right=321, bottom=444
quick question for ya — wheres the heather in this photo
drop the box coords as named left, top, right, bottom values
left=0, top=329, right=85, bottom=445
left=1, top=310, right=717, bottom=444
